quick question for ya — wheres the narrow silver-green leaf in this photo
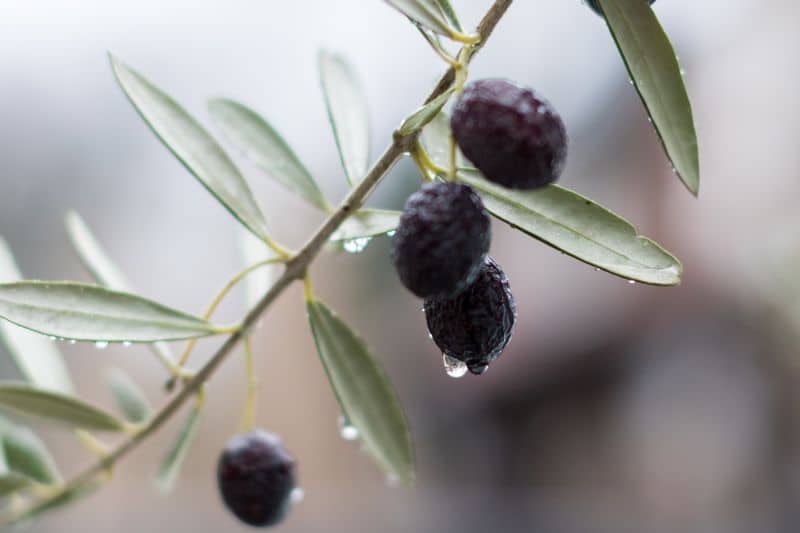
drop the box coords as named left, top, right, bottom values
left=435, top=0, right=462, bottom=31
left=65, top=211, right=177, bottom=369
left=0, top=238, right=73, bottom=395
left=458, top=170, right=682, bottom=286
left=384, top=0, right=454, bottom=38
left=208, top=99, right=329, bottom=211
left=319, top=51, right=371, bottom=186
left=0, top=415, right=60, bottom=485
left=419, top=111, right=467, bottom=169
left=26, top=477, right=103, bottom=519
left=307, top=300, right=413, bottom=484
left=330, top=209, right=401, bottom=242
left=0, top=384, right=125, bottom=432
left=0, top=281, right=222, bottom=343
left=107, top=369, right=152, bottom=424
left=109, top=55, right=272, bottom=239
left=65, top=211, right=131, bottom=291
left=0, top=473, right=29, bottom=497
left=397, top=88, right=454, bottom=136
left=155, top=403, right=202, bottom=493
left=598, top=0, right=699, bottom=194
left=239, top=229, right=279, bottom=309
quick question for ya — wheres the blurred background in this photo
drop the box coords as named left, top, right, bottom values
left=1, top=0, right=799, bottom=531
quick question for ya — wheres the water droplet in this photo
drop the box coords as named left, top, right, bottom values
left=443, top=354, right=467, bottom=378
left=594, top=268, right=601, bottom=272
left=68, top=339, right=77, bottom=345
left=628, top=280, right=636, bottom=285
left=289, top=487, right=305, bottom=504
left=94, top=341, right=109, bottom=350
left=343, top=237, right=371, bottom=254
left=468, top=363, right=489, bottom=375
left=338, top=415, right=359, bottom=441
left=48, top=336, right=56, bottom=342
left=427, top=332, right=434, bottom=340
left=386, top=230, right=396, bottom=238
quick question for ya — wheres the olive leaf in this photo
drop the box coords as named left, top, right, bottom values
left=597, top=0, right=699, bottom=195
left=0, top=281, right=223, bottom=343
left=0, top=473, right=29, bottom=497
left=107, top=368, right=152, bottom=424
left=0, top=415, right=60, bottom=485
left=109, top=54, right=273, bottom=240
left=307, top=300, right=414, bottom=485
left=65, top=211, right=177, bottom=369
left=155, top=403, right=202, bottom=493
left=384, top=0, right=456, bottom=39
left=208, top=99, right=330, bottom=211
left=396, top=87, right=454, bottom=136
left=330, top=209, right=401, bottom=242
left=0, top=384, right=126, bottom=432
left=0, top=430, right=30, bottom=496
left=24, top=477, right=104, bottom=520
left=319, top=50, right=371, bottom=186
left=64, top=211, right=129, bottom=291
left=458, top=170, right=682, bottom=286
left=0, top=238, right=73, bottom=395
left=239, top=229, right=280, bottom=309
left=434, top=0, right=462, bottom=32
left=419, top=110, right=466, bottom=170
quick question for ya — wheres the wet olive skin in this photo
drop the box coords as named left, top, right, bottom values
left=392, top=181, right=491, bottom=299
left=217, top=430, right=296, bottom=528
left=451, top=79, right=567, bottom=190
left=424, top=256, right=516, bottom=375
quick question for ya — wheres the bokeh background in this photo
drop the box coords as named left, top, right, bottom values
left=1, top=0, right=799, bottom=531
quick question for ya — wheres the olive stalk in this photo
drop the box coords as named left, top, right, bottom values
left=0, top=0, right=513, bottom=526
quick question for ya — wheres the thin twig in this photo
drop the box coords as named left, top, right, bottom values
left=0, top=0, right=513, bottom=526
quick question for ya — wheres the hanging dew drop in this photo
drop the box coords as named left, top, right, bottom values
left=48, top=336, right=57, bottom=342
left=628, top=280, right=636, bottom=285
left=443, top=354, right=468, bottom=378
left=68, top=339, right=77, bottom=345
left=386, top=230, right=396, bottom=238
left=343, top=237, right=371, bottom=254
left=122, top=341, right=132, bottom=348
left=289, top=487, right=305, bottom=505
left=338, top=415, right=359, bottom=441
left=340, top=426, right=359, bottom=441
left=468, top=363, right=489, bottom=376
left=94, top=341, right=109, bottom=350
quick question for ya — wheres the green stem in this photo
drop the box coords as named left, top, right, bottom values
left=412, top=143, right=448, bottom=180
left=238, top=336, right=257, bottom=433
left=176, top=257, right=286, bottom=368
left=0, top=1, right=513, bottom=526
left=416, top=27, right=458, bottom=67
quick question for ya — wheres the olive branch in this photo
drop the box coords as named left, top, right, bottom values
left=0, top=0, right=697, bottom=527
left=0, top=0, right=514, bottom=526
